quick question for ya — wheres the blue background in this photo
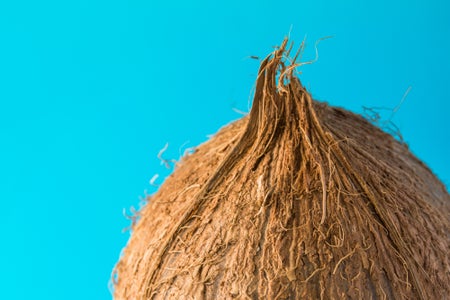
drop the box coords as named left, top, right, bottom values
left=1, top=0, right=448, bottom=299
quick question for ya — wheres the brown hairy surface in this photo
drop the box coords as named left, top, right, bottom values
left=113, top=39, right=450, bottom=299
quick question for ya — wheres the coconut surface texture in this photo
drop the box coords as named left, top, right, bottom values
left=113, top=40, right=450, bottom=299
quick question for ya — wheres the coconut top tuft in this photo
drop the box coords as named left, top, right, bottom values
left=113, top=39, right=450, bottom=300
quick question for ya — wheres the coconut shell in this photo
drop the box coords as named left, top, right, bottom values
left=113, top=39, right=450, bottom=299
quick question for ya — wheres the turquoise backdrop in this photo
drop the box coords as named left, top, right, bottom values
left=1, top=0, right=448, bottom=299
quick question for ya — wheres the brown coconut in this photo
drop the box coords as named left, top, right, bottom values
left=113, top=39, right=450, bottom=299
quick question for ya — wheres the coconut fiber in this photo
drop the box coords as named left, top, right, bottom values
left=113, top=39, right=450, bottom=299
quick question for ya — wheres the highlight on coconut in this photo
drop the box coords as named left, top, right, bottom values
left=112, top=38, right=450, bottom=299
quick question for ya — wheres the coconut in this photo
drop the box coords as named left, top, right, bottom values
left=113, top=39, right=450, bottom=299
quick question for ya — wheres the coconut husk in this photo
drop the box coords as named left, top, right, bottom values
left=113, top=39, right=450, bottom=299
